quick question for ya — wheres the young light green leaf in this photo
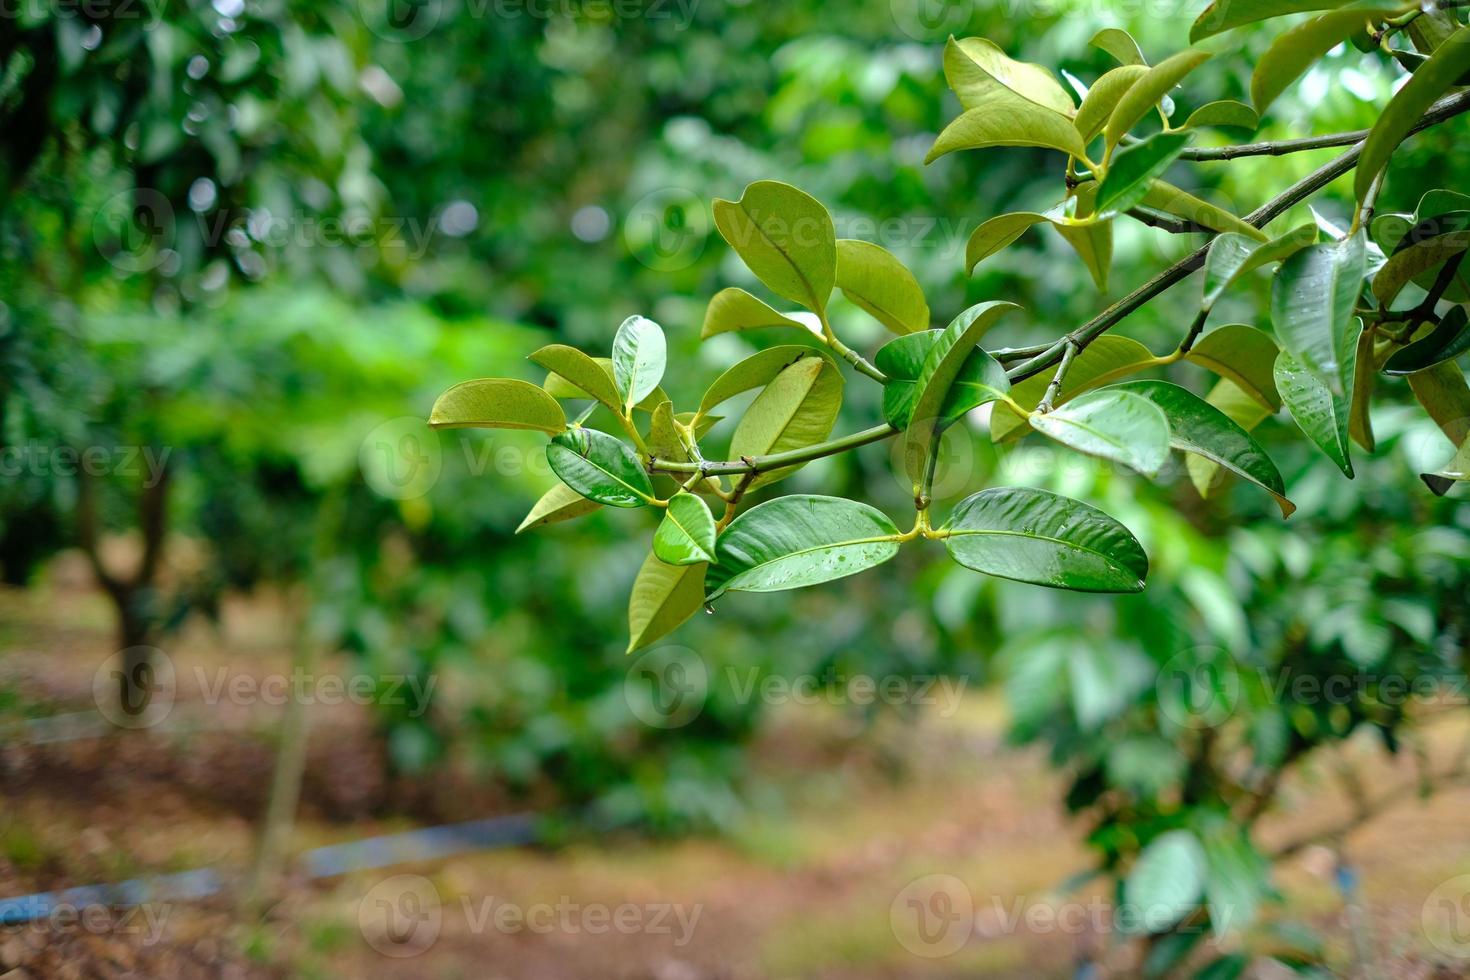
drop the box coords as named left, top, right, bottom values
left=1142, top=181, right=1267, bottom=241
left=429, top=378, right=567, bottom=434
left=611, top=315, right=666, bottom=412
left=1201, top=225, right=1317, bottom=311
left=517, top=480, right=602, bottom=533
left=712, top=180, right=836, bottom=313
left=1252, top=9, right=1395, bottom=115
left=1124, top=830, right=1208, bottom=934
left=1054, top=185, right=1114, bottom=291
left=538, top=355, right=666, bottom=411
left=1187, top=378, right=1276, bottom=498
left=1029, top=388, right=1172, bottom=479
left=943, top=36, right=1076, bottom=114
left=697, top=346, right=827, bottom=416
left=1090, top=28, right=1146, bottom=66
left=965, top=211, right=1052, bottom=274
left=993, top=335, right=1159, bottom=441
left=546, top=428, right=655, bottom=507
left=729, top=356, right=844, bottom=489
left=706, top=495, right=901, bottom=599
left=1275, top=346, right=1356, bottom=477
left=530, top=344, right=624, bottom=412
left=1191, top=0, right=1352, bottom=43
left=1186, top=324, right=1283, bottom=410
left=627, top=553, right=707, bottom=653
left=1182, top=100, right=1258, bottom=130
left=941, top=486, right=1148, bottom=592
left=1385, top=306, right=1470, bottom=375
left=1408, top=360, right=1470, bottom=448
left=653, top=492, right=718, bottom=565
left=1356, top=26, right=1470, bottom=202
left=1075, top=66, right=1149, bottom=144
left=701, top=287, right=814, bottom=339
left=1096, top=131, right=1193, bottom=217
left=1110, top=380, right=1294, bottom=516
left=904, top=301, right=1020, bottom=484
left=925, top=88, right=1087, bottom=164
left=834, top=239, right=930, bottom=335
left=1104, top=48, right=1212, bottom=148
left=1271, top=230, right=1367, bottom=395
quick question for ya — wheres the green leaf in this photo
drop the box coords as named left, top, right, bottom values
left=728, top=356, right=844, bottom=489
left=834, top=239, right=930, bottom=335
left=1194, top=956, right=1248, bottom=980
left=925, top=88, right=1087, bottom=164
left=530, top=344, right=624, bottom=412
left=1275, top=347, right=1356, bottom=477
left=1182, top=100, right=1258, bottom=130
left=993, top=335, right=1159, bottom=442
left=697, top=346, right=828, bottom=416
left=1090, top=28, right=1146, bottom=66
left=1252, top=9, right=1395, bottom=115
left=1191, top=0, right=1353, bottom=43
left=1349, top=325, right=1381, bottom=451
left=1111, top=380, right=1294, bottom=516
left=429, top=377, right=567, bottom=434
left=1186, top=324, right=1283, bottom=410
left=1408, top=360, right=1470, bottom=448
left=904, top=301, right=1020, bottom=484
left=1385, top=305, right=1470, bottom=374
left=1142, top=181, right=1268, bottom=241
left=705, top=495, right=901, bottom=599
left=611, top=315, right=666, bottom=412
left=546, top=428, right=655, bottom=507
left=1422, top=436, right=1470, bottom=495
left=1356, top=26, right=1470, bottom=202
left=1075, top=66, right=1149, bottom=144
left=1201, top=224, right=1317, bottom=311
left=653, top=492, right=718, bottom=565
left=712, top=180, right=836, bottom=313
left=539, top=355, right=667, bottom=411
left=1125, top=830, right=1208, bottom=933
left=941, top=486, right=1148, bottom=592
left=1200, top=823, right=1270, bottom=937
left=1054, top=185, right=1114, bottom=291
left=1271, top=230, right=1367, bottom=395
left=516, top=480, right=602, bottom=533
left=627, top=553, right=707, bottom=653
left=1096, top=131, right=1194, bottom=218
left=1029, top=388, right=1172, bottom=479
left=701, top=287, right=813, bottom=339
left=965, top=211, right=1052, bottom=274
left=1187, top=378, right=1276, bottom=498
left=1373, top=226, right=1470, bottom=307
left=943, top=36, right=1075, bottom=114
left=1105, top=48, right=1212, bottom=148
left=877, top=320, right=1011, bottom=430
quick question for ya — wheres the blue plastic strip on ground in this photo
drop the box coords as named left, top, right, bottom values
left=0, top=868, right=224, bottom=926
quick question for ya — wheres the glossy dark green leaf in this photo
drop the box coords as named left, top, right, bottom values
left=1075, top=66, right=1149, bottom=143
left=1104, top=48, right=1212, bottom=147
left=653, top=492, right=718, bottom=565
left=877, top=326, right=1011, bottom=430
left=697, top=346, right=827, bottom=416
left=712, top=180, right=836, bottom=313
left=1186, top=324, right=1283, bottom=410
left=904, top=301, right=1019, bottom=484
left=546, top=428, right=654, bottom=507
left=611, top=315, right=666, bottom=412
left=941, top=486, right=1148, bottom=592
left=627, top=553, right=706, bottom=653
left=1276, top=346, right=1356, bottom=477
left=834, top=239, right=929, bottom=335
left=1124, top=830, right=1207, bottom=933
left=1029, top=388, right=1172, bottom=479
left=1271, top=230, right=1367, bottom=395
left=429, top=377, right=567, bottom=434
left=1187, top=378, right=1276, bottom=498
left=1096, top=131, right=1193, bottom=217
left=926, top=89, right=1087, bottom=163
left=530, top=344, right=623, bottom=411
left=1385, top=306, right=1470, bottom=375
left=728, top=356, right=844, bottom=489
left=701, top=287, right=813, bottom=339
left=1110, top=380, right=1294, bottom=516
left=1252, top=9, right=1394, bottom=114
left=1191, top=0, right=1351, bottom=42
left=516, top=480, right=602, bottom=533
left=943, top=36, right=1075, bottom=114
left=706, top=495, right=901, bottom=599
left=1356, top=26, right=1470, bottom=202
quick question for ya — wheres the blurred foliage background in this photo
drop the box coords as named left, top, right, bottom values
left=2, top=1, right=1469, bottom=959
